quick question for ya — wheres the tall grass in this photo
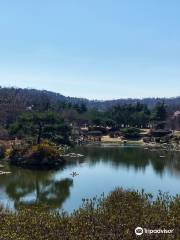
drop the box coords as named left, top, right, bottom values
left=0, top=188, right=179, bottom=240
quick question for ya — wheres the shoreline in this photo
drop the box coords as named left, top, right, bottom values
left=97, top=136, right=180, bottom=151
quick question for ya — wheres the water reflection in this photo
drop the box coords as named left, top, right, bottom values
left=0, top=167, right=73, bottom=210
left=0, top=145, right=180, bottom=212
left=74, top=145, right=180, bottom=176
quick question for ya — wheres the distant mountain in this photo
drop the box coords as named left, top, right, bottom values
left=89, top=97, right=180, bottom=110
left=0, top=86, right=180, bottom=110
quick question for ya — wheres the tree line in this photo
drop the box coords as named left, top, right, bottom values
left=0, top=87, right=178, bottom=143
left=0, top=86, right=179, bottom=125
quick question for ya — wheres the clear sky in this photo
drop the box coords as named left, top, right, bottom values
left=0, top=0, right=180, bottom=100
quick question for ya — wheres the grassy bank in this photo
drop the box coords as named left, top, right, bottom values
left=0, top=189, right=179, bottom=240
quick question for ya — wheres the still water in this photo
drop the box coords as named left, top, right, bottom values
left=0, top=145, right=180, bottom=212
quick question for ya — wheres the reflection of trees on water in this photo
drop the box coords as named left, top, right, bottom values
left=74, top=146, right=180, bottom=176
left=165, top=152, right=180, bottom=177
left=1, top=168, right=73, bottom=210
left=0, top=146, right=180, bottom=211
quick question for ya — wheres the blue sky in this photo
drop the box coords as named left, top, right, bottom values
left=0, top=0, right=180, bottom=99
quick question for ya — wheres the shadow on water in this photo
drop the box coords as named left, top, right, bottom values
left=73, top=145, right=180, bottom=177
left=0, top=167, right=73, bottom=210
left=0, top=145, right=180, bottom=211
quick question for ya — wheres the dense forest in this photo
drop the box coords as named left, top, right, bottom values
left=0, top=86, right=175, bottom=129
left=0, top=87, right=179, bottom=169
left=0, top=86, right=180, bottom=111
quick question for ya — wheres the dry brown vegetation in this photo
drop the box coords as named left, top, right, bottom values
left=0, top=188, right=179, bottom=240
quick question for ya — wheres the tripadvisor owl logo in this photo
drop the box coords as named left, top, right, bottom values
left=135, top=227, right=143, bottom=236
left=135, top=226, right=174, bottom=236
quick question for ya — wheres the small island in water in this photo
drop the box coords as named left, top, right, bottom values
left=0, top=87, right=180, bottom=239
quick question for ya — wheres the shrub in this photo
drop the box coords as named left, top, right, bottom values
left=0, top=189, right=179, bottom=240
left=120, top=127, right=141, bottom=139
left=9, top=141, right=65, bottom=169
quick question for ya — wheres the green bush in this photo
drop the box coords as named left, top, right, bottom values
left=0, top=188, right=179, bottom=240
left=9, top=141, right=65, bottom=169
left=121, top=127, right=141, bottom=139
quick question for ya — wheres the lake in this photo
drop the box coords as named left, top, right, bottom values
left=0, top=144, right=180, bottom=212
